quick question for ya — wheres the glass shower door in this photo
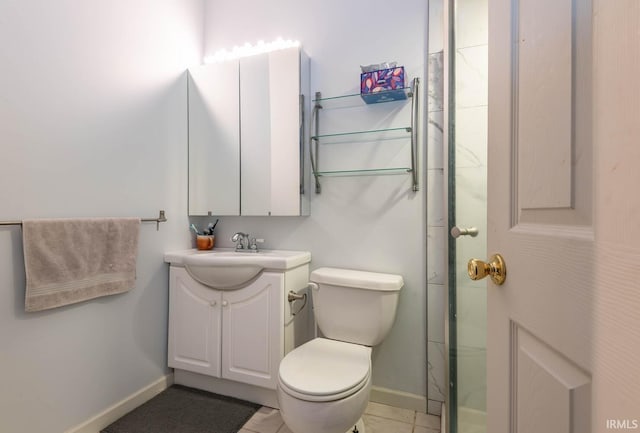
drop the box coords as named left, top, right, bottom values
left=447, top=0, right=488, bottom=432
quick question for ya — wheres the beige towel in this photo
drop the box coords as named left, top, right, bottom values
left=22, top=218, right=140, bottom=312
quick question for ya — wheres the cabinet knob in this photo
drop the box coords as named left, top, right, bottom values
left=209, top=300, right=217, bottom=307
left=222, top=300, right=228, bottom=307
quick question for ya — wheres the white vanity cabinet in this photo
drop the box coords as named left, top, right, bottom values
left=165, top=248, right=312, bottom=406
left=168, top=267, right=284, bottom=389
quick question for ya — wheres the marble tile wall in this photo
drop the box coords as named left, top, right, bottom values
left=453, top=0, right=489, bottom=418
left=426, top=0, right=446, bottom=417
left=426, top=52, right=446, bottom=416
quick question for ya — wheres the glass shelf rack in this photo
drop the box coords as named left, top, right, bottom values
left=310, top=77, right=419, bottom=193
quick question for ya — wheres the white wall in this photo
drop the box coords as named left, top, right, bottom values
left=0, top=1, right=202, bottom=431
left=200, top=0, right=429, bottom=405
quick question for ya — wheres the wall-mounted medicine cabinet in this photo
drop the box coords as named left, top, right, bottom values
left=188, top=46, right=310, bottom=216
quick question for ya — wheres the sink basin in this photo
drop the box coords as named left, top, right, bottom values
left=164, top=248, right=311, bottom=289
left=184, top=263, right=265, bottom=289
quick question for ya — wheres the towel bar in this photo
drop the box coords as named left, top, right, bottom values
left=0, top=210, right=168, bottom=231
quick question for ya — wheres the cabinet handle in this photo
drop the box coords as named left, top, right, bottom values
left=222, top=300, right=228, bottom=307
left=209, top=300, right=217, bottom=307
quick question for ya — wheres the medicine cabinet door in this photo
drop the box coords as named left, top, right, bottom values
left=240, top=47, right=308, bottom=216
left=188, top=61, right=240, bottom=216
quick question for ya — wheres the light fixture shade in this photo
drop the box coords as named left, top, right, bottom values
left=204, top=38, right=300, bottom=64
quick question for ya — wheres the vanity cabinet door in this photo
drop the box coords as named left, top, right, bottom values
left=168, top=267, right=222, bottom=378
left=221, top=272, right=284, bottom=389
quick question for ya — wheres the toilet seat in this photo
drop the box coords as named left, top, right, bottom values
left=278, top=338, right=371, bottom=402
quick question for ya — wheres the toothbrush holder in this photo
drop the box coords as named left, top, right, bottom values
left=196, top=235, right=215, bottom=250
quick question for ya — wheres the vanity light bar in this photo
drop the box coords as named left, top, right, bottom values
left=204, top=38, right=300, bottom=64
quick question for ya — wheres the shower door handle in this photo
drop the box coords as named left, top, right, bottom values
left=451, top=226, right=479, bottom=238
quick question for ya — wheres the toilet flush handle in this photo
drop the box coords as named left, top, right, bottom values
left=308, top=282, right=319, bottom=291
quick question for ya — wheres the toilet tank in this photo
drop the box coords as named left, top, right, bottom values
left=310, top=267, right=403, bottom=346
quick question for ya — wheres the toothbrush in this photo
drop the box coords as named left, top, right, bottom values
left=205, top=219, right=219, bottom=235
left=190, top=224, right=200, bottom=235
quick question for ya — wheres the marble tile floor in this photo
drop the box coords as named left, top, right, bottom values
left=239, top=401, right=441, bottom=433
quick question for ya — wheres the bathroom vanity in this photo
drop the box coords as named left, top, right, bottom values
left=164, top=248, right=313, bottom=407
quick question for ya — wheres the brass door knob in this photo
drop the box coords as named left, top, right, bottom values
left=467, top=254, right=507, bottom=285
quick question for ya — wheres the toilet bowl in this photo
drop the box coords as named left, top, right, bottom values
left=277, top=267, right=403, bottom=433
left=278, top=338, right=372, bottom=433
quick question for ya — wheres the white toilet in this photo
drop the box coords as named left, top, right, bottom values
left=277, top=267, right=403, bottom=433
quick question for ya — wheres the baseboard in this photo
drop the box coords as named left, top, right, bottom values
left=65, top=373, right=174, bottom=433
left=174, top=369, right=279, bottom=409
left=428, top=399, right=443, bottom=416
left=369, top=386, right=428, bottom=413
left=458, top=406, right=487, bottom=426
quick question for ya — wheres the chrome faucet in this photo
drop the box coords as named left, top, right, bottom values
left=231, top=232, right=249, bottom=251
left=231, top=232, right=264, bottom=252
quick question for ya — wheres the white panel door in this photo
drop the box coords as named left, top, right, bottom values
left=221, top=272, right=284, bottom=389
left=168, top=267, right=222, bottom=377
left=488, top=1, right=640, bottom=432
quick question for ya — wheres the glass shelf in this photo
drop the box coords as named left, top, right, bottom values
left=313, top=87, right=413, bottom=103
left=315, top=167, right=412, bottom=177
left=311, top=77, right=420, bottom=192
left=311, top=126, right=411, bottom=141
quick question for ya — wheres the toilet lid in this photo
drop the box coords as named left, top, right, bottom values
left=279, top=338, right=371, bottom=401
